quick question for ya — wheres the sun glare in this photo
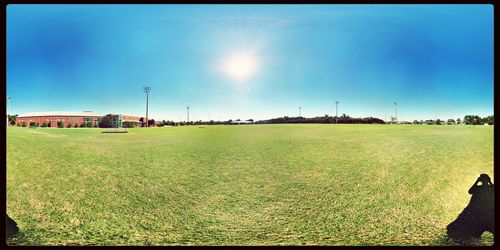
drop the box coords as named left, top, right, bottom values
left=222, top=51, right=260, bottom=82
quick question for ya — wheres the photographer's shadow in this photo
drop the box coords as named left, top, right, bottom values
left=446, top=174, right=494, bottom=241
left=6, top=214, right=19, bottom=238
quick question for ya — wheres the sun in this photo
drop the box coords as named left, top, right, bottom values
left=222, top=51, right=260, bottom=82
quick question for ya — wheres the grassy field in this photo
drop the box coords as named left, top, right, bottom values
left=6, top=124, right=494, bottom=246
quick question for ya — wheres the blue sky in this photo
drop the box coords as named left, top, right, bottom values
left=7, top=4, right=493, bottom=121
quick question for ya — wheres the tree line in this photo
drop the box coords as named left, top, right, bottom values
left=255, top=114, right=385, bottom=124
left=412, top=115, right=494, bottom=125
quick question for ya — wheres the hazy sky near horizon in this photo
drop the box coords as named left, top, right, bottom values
left=7, top=4, right=493, bottom=121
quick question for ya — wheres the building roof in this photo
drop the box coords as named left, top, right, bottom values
left=18, top=111, right=102, bottom=118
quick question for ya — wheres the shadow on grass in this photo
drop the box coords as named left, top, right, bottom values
left=447, top=174, right=494, bottom=241
left=5, top=226, right=100, bottom=246
left=6, top=214, right=19, bottom=236
left=432, top=233, right=494, bottom=246
left=6, top=214, right=20, bottom=245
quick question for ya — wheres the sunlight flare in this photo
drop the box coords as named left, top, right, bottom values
left=221, top=51, right=260, bottom=82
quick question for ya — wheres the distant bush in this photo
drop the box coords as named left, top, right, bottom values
left=29, top=122, right=36, bottom=128
left=123, top=121, right=140, bottom=128
left=41, top=122, right=48, bottom=127
left=17, top=123, right=20, bottom=127
left=35, top=122, right=40, bottom=128
left=82, top=121, right=94, bottom=128
left=57, top=121, right=64, bottom=128
left=67, top=123, right=73, bottom=128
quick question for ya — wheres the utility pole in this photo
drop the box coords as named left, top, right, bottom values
left=143, top=86, right=151, bottom=127
left=299, top=106, right=302, bottom=117
left=187, top=106, right=190, bottom=123
left=335, top=100, right=339, bottom=124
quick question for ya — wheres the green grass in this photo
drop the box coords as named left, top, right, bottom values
left=6, top=124, right=494, bottom=246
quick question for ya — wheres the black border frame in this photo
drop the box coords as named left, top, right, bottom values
left=1, top=0, right=496, bottom=248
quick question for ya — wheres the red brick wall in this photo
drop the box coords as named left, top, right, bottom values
left=16, top=116, right=100, bottom=128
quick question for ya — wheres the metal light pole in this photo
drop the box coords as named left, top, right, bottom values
left=393, top=102, right=398, bottom=123
left=335, top=100, right=339, bottom=124
left=299, top=106, right=302, bottom=117
left=187, top=106, right=190, bottom=123
left=143, top=86, right=151, bottom=127
left=7, top=96, right=11, bottom=115
left=7, top=96, right=11, bottom=126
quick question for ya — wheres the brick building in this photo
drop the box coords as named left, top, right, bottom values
left=15, top=111, right=144, bottom=128
left=16, top=111, right=102, bottom=128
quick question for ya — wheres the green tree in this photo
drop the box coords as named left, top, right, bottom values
left=7, top=114, right=18, bottom=125
left=447, top=119, right=455, bottom=125
left=456, top=118, right=461, bottom=125
left=482, top=115, right=494, bottom=125
left=464, top=115, right=482, bottom=125
left=148, top=119, right=155, bottom=127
